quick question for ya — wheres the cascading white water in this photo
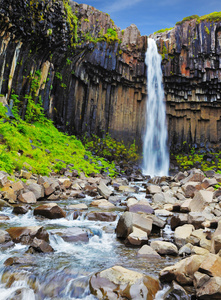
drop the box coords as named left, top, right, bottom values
left=142, top=38, right=169, bottom=177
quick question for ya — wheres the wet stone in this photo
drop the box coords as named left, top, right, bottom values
left=50, top=227, right=89, bottom=243
left=12, top=205, right=30, bottom=215
left=86, top=212, right=117, bottom=222
left=6, top=226, right=49, bottom=244
left=128, top=201, right=154, bottom=214
left=34, top=203, right=66, bottom=219
left=27, top=237, right=54, bottom=253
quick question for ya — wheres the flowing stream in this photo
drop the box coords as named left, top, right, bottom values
left=0, top=182, right=179, bottom=300
left=143, top=38, right=169, bottom=177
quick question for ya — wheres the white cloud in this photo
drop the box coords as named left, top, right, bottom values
left=103, top=0, right=144, bottom=13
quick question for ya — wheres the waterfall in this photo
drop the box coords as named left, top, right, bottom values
left=142, top=38, right=169, bottom=177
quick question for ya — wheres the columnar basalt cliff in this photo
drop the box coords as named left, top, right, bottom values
left=152, top=16, right=221, bottom=151
left=1, top=1, right=221, bottom=152
left=0, top=0, right=147, bottom=145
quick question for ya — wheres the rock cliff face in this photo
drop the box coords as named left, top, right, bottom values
left=0, top=0, right=147, bottom=145
left=152, top=17, right=221, bottom=151
left=1, top=1, right=221, bottom=151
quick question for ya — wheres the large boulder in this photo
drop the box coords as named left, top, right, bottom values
left=12, top=205, right=30, bottom=215
left=196, top=277, right=221, bottom=299
left=116, top=212, right=153, bottom=239
left=0, top=172, right=9, bottom=187
left=198, top=253, right=221, bottom=277
left=137, top=245, right=161, bottom=259
left=6, top=226, right=49, bottom=244
left=181, top=182, right=200, bottom=198
left=189, top=190, right=213, bottom=212
left=132, top=213, right=153, bottom=235
left=34, top=203, right=66, bottom=219
left=211, top=220, right=221, bottom=253
left=180, top=169, right=205, bottom=185
left=90, top=265, right=159, bottom=300
left=18, top=191, right=37, bottom=204
left=126, top=227, right=148, bottom=246
left=193, top=271, right=210, bottom=289
left=90, top=199, right=115, bottom=208
left=160, top=255, right=205, bottom=285
left=28, top=237, right=54, bottom=253
left=150, top=240, right=178, bottom=256
left=146, top=185, right=161, bottom=194
left=170, top=214, right=188, bottom=230
left=27, top=183, right=44, bottom=200
left=128, top=201, right=154, bottom=214
left=97, top=181, right=112, bottom=199
left=174, top=224, right=195, bottom=248
left=0, top=229, right=14, bottom=249
left=187, top=212, right=205, bottom=229
left=116, top=212, right=133, bottom=238
left=186, top=229, right=211, bottom=250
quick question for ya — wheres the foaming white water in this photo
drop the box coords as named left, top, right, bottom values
left=0, top=281, right=35, bottom=300
left=143, top=38, right=169, bottom=177
left=154, top=285, right=170, bottom=299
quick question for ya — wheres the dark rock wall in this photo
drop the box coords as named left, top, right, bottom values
left=152, top=18, right=221, bottom=151
left=0, top=0, right=147, bottom=145
left=1, top=1, right=221, bottom=151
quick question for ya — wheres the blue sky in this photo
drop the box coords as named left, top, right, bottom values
left=75, top=0, right=221, bottom=36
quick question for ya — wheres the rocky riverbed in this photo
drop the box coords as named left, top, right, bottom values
left=0, top=167, right=221, bottom=299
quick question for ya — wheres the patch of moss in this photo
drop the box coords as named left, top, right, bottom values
left=199, top=12, right=221, bottom=22
left=154, top=27, right=174, bottom=34
left=176, top=15, right=199, bottom=25
left=175, top=12, right=221, bottom=26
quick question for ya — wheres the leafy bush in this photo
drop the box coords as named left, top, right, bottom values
left=175, top=12, right=221, bottom=26
left=199, top=12, right=221, bottom=22
left=176, top=15, right=199, bottom=25
left=97, top=28, right=121, bottom=44
left=154, top=27, right=174, bottom=34
left=83, top=133, right=139, bottom=164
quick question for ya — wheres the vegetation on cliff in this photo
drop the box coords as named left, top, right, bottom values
left=0, top=0, right=122, bottom=50
left=176, top=12, right=221, bottom=25
left=175, top=149, right=221, bottom=174
left=154, top=27, right=174, bottom=35
left=0, top=97, right=139, bottom=177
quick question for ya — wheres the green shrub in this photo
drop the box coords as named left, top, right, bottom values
left=83, top=133, right=139, bottom=164
left=176, top=15, right=199, bottom=25
left=154, top=27, right=173, bottom=34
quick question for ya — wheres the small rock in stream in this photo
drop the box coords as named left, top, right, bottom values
left=34, top=203, right=66, bottom=219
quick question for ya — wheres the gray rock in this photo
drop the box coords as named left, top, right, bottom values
left=137, top=245, right=161, bottom=259
left=116, top=212, right=133, bottom=238
left=50, top=227, right=89, bottom=243
left=97, top=180, right=112, bottom=199
left=150, top=240, right=178, bottom=256
left=27, top=183, right=44, bottom=200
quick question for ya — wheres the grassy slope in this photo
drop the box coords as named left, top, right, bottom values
left=0, top=104, right=116, bottom=176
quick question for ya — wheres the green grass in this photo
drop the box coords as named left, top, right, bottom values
left=0, top=104, right=117, bottom=176
left=176, top=12, right=221, bottom=25
left=176, top=15, right=199, bottom=25
left=154, top=27, right=174, bottom=34
left=199, top=12, right=221, bottom=22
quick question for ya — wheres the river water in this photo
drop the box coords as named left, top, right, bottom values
left=0, top=182, right=178, bottom=300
